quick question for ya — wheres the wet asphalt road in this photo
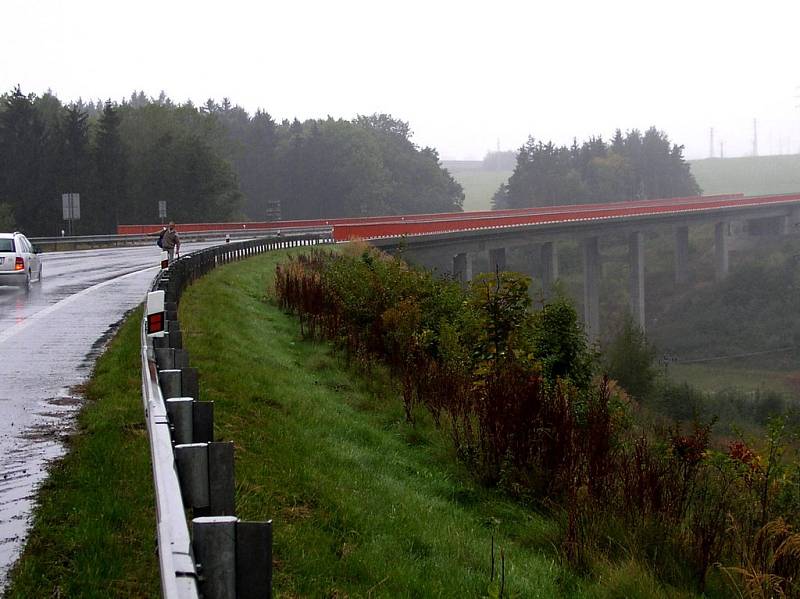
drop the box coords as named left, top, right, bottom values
left=0, top=242, right=215, bottom=591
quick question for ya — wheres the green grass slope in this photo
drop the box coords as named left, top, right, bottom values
left=178, top=250, right=693, bottom=598
left=690, top=154, right=800, bottom=196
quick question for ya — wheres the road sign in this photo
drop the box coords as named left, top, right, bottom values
left=62, top=193, right=80, bottom=220
left=158, top=201, right=167, bottom=220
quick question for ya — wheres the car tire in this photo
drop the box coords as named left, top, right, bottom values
left=23, top=271, right=31, bottom=292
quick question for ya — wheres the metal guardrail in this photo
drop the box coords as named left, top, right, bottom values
left=141, top=325, right=199, bottom=598
left=140, top=231, right=333, bottom=599
left=32, top=226, right=332, bottom=251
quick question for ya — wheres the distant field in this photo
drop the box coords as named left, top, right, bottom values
left=444, top=154, right=800, bottom=213
left=689, top=154, right=800, bottom=196
left=667, top=362, right=798, bottom=396
left=443, top=161, right=510, bottom=211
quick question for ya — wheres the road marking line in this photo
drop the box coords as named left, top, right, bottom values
left=0, top=266, right=159, bottom=345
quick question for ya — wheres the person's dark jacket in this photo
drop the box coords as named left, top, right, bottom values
left=162, top=229, right=180, bottom=250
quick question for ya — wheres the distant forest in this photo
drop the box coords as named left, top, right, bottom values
left=0, top=88, right=464, bottom=236
left=493, top=129, right=700, bottom=208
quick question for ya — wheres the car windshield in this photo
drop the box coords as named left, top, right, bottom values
left=0, top=239, right=14, bottom=252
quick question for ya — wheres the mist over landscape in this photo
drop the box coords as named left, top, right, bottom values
left=2, top=1, right=800, bottom=597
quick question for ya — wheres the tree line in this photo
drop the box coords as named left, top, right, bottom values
left=493, top=128, right=700, bottom=209
left=0, top=88, right=464, bottom=236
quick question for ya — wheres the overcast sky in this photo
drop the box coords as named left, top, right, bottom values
left=2, top=0, right=799, bottom=160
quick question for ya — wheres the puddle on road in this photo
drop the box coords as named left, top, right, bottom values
left=0, top=387, right=84, bottom=592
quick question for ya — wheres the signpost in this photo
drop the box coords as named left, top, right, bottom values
left=158, top=201, right=167, bottom=224
left=62, top=193, right=80, bottom=236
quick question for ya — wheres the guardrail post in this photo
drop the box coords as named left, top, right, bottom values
left=236, top=520, right=272, bottom=599
left=193, top=401, right=214, bottom=443
left=193, top=516, right=238, bottom=599
left=166, top=398, right=194, bottom=445
left=168, top=325, right=183, bottom=349
left=154, top=347, right=175, bottom=369
left=181, top=366, right=200, bottom=400
left=158, top=369, right=182, bottom=399
left=175, top=443, right=210, bottom=509
left=209, top=442, right=235, bottom=516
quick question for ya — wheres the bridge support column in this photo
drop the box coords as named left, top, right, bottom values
left=453, top=252, right=473, bottom=283
left=582, top=237, right=600, bottom=343
left=715, top=222, right=729, bottom=281
left=675, top=226, right=689, bottom=285
left=540, top=242, right=558, bottom=299
left=489, top=247, right=506, bottom=273
left=629, top=231, right=645, bottom=331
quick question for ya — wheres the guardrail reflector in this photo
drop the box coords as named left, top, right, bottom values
left=147, top=290, right=166, bottom=336
left=161, top=250, right=169, bottom=269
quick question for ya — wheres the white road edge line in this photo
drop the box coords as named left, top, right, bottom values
left=0, top=265, right=159, bottom=345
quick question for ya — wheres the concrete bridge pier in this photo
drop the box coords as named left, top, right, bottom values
left=453, top=252, right=473, bottom=283
left=582, top=237, right=600, bottom=343
left=715, top=221, right=730, bottom=281
left=674, top=226, right=689, bottom=285
left=488, top=247, right=506, bottom=273
left=629, top=231, right=645, bottom=331
left=540, top=242, right=558, bottom=299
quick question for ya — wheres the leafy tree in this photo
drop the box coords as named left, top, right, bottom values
left=530, top=295, right=595, bottom=388
left=501, top=129, right=700, bottom=208
left=603, top=314, right=658, bottom=400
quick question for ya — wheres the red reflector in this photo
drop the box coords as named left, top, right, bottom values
left=14, top=257, right=24, bottom=271
left=147, top=312, right=165, bottom=334
left=161, top=258, right=169, bottom=269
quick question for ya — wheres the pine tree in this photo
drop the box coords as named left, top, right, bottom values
left=93, top=102, right=127, bottom=232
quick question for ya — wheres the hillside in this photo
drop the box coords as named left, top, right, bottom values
left=689, top=154, right=800, bottom=196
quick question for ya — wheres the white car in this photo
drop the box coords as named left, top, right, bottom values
left=0, top=232, right=42, bottom=289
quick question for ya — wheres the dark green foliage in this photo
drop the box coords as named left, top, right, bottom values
left=275, top=248, right=601, bottom=489
left=276, top=246, right=800, bottom=594
left=531, top=296, right=595, bottom=388
left=603, top=315, right=658, bottom=399
left=0, top=87, right=51, bottom=233
left=276, top=115, right=463, bottom=219
left=649, top=239, right=800, bottom=361
left=0, top=88, right=243, bottom=235
left=93, top=102, right=127, bottom=231
left=0, top=90, right=463, bottom=234
left=495, top=128, right=700, bottom=209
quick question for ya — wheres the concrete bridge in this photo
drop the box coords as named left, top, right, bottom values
left=349, top=193, right=800, bottom=341
left=120, top=192, right=800, bottom=341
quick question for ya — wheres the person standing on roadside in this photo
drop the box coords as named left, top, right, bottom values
left=162, top=221, right=181, bottom=264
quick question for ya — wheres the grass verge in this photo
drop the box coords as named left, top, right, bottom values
left=6, top=306, right=159, bottom=598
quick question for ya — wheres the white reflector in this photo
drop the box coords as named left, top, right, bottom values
left=146, top=290, right=166, bottom=336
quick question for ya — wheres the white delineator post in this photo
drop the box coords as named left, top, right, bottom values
left=147, top=290, right=167, bottom=337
